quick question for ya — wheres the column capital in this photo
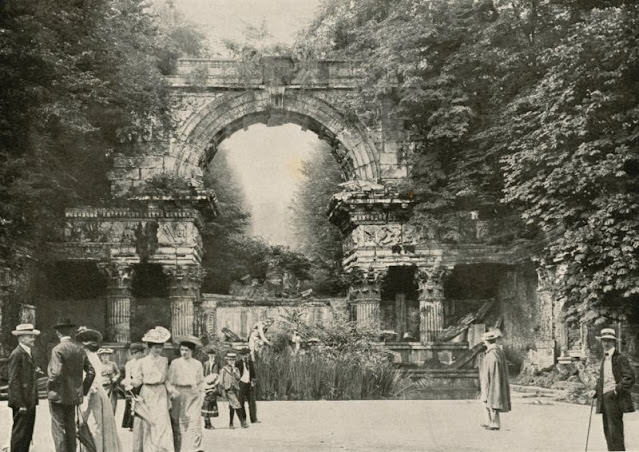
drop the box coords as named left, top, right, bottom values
left=347, top=267, right=387, bottom=301
left=97, top=261, right=135, bottom=287
left=162, top=264, right=205, bottom=284
left=416, top=264, right=452, bottom=301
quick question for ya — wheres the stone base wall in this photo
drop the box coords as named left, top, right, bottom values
left=496, top=264, right=540, bottom=365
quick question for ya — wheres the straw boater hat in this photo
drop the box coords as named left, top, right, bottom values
left=225, top=351, right=237, bottom=359
left=596, top=328, right=617, bottom=341
left=97, top=347, right=114, bottom=355
left=141, top=326, right=171, bottom=344
left=482, top=329, right=502, bottom=342
left=11, top=323, right=40, bottom=336
left=75, top=326, right=103, bottom=343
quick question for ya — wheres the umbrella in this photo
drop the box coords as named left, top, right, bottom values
left=127, top=390, right=154, bottom=425
left=75, top=407, right=97, bottom=452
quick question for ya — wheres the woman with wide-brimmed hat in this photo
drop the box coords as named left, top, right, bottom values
left=97, top=347, right=120, bottom=414
left=129, top=326, right=175, bottom=452
left=76, top=326, right=123, bottom=452
left=168, top=335, right=205, bottom=451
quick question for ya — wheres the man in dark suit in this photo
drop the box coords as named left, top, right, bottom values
left=236, top=348, right=259, bottom=423
left=8, top=323, right=41, bottom=452
left=47, top=319, right=96, bottom=452
left=593, top=327, right=636, bottom=451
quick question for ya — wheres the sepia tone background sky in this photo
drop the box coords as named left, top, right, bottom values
left=175, top=0, right=325, bottom=246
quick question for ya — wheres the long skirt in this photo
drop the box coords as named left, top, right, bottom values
left=80, top=386, right=123, bottom=452
left=104, top=383, right=118, bottom=413
left=132, top=384, right=174, bottom=452
left=170, top=386, right=204, bottom=452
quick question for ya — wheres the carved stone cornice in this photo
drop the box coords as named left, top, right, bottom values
left=163, top=264, right=206, bottom=285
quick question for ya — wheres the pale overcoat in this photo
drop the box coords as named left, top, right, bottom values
left=480, top=345, right=511, bottom=412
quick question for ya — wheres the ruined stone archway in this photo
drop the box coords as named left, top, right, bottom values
left=172, top=90, right=382, bottom=183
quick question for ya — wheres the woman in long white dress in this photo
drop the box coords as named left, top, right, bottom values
left=75, top=327, right=123, bottom=452
left=168, top=335, right=204, bottom=452
left=128, top=326, right=175, bottom=452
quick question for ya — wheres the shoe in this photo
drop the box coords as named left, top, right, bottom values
left=229, top=424, right=235, bottom=429
left=480, top=424, right=489, bottom=428
left=241, top=421, right=249, bottom=428
left=251, top=420, right=261, bottom=424
left=487, top=426, right=500, bottom=431
left=204, top=424, right=215, bottom=430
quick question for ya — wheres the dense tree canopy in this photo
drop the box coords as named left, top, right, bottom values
left=0, top=0, right=204, bottom=266
left=298, top=0, right=639, bottom=321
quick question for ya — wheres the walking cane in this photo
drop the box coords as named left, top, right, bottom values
left=585, top=396, right=595, bottom=452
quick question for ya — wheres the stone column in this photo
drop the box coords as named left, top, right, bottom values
left=417, top=266, right=449, bottom=344
left=535, top=265, right=558, bottom=366
left=98, top=262, right=134, bottom=343
left=347, top=268, right=384, bottom=328
left=164, top=265, right=204, bottom=338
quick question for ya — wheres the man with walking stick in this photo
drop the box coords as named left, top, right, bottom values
left=590, top=327, right=635, bottom=451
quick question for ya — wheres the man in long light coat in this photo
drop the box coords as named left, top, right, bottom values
left=479, top=329, right=511, bottom=430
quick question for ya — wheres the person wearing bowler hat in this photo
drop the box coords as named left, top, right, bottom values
left=97, top=347, right=120, bottom=413
left=592, top=327, right=636, bottom=451
left=479, top=329, right=511, bottom=431
left=168, top=335, right=205, bottom=452
left=236, top=347, right=259, bottom=424
left=8, top=323, right=41, bottom=452
left=47, top=319, right=96, bottom=452
left=129, top=326, right=175, bottom=452
left=121, top=342, right=145, bottom=430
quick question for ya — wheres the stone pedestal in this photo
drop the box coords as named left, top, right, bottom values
left=164, top=265, right=203, bottom=338
left=99, top=263, right=134, bottom=343
left=418, top=266, right=449, bottom=344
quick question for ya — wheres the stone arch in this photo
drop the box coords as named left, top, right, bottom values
left=171, top=90, right=381, bottom=184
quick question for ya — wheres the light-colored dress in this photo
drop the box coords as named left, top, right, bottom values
left=131, top=354, right=175, bottom=452
left=80, top=351, right=123, bottom=452
left=100, top=360, right=120, bottom=413
left=168, top=357, right=205, bottom=452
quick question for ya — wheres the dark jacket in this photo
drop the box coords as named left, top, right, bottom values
left=47, top=338, right=95, bottom=405
left=235, top=358, right=256, bottom=383
left=595, top=349, right=636, bottom=414
left=8, top=345, right=39, bottom=409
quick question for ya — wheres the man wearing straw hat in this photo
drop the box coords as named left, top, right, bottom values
left=8, top=323, right=41, bottom=452
left=592, top=327, right=635, bottom=451
left=47, top=319, right=96, bottom=452
left=479, top=329, right=511, bottom=431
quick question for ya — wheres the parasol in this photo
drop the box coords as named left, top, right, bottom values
left=76, top=407, right=97, bottom=452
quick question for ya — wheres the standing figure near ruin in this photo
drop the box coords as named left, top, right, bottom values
left=479, top=329, right=511, bottom=430
left=248, top=319, right=272, bottom=361
left=593, top=327, right=635, bottom=451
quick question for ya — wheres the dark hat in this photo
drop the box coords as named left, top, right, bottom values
left=53, top=318, right=76, bottom=330
left=129, top=342, right=146, bottom=353
left=175, top=335, right=202, bottom=349
left=204, top=346, right=217, bottom=354
left=239, top=347, right=250, bottom=355
left=76, top=326, right=103, bottom=343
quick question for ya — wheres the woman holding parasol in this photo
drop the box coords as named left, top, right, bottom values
left=128, top=326, right=175, bottom=452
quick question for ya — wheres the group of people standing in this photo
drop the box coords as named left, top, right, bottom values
left=7, top=320, right=264, bottom=452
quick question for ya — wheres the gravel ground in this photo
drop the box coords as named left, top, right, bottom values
left=1, top=394, right=638, bottom=451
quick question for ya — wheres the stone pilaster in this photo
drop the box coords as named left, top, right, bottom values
left=417, top=266, right=450, bottom=344
left=98, top=262, right=135, bottom=343
left=163, top=265, right=204, bottom=338
left=347, top=268, right=385, bottom=328
left=535, top=264, right=560, bottom=365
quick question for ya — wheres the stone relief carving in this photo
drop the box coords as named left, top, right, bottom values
left=98, top=262, right=135, bottom=288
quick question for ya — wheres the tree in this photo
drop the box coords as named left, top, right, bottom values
left=291, top=142, right=347, bottom=295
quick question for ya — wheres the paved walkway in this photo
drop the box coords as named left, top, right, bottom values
left=1, top=396, right=638, bottom=451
